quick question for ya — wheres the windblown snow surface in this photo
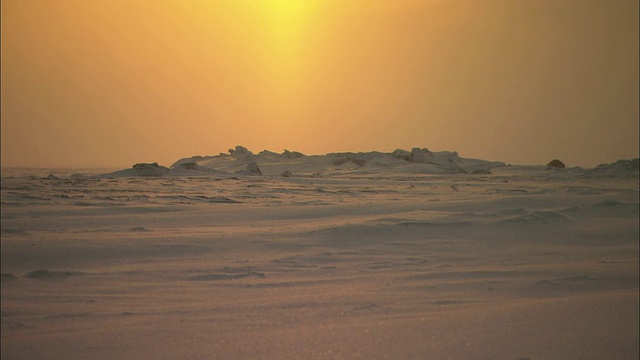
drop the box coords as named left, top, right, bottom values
left=1, top=147, right=638, bottom=359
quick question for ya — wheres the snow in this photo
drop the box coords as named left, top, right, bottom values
left=1, top=148, right=638, bottom=359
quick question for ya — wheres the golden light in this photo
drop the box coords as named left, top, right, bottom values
left=257, top=0, right=318, bottom=106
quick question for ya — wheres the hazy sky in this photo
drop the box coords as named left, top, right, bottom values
left=2, top=0, right=638, bottom=168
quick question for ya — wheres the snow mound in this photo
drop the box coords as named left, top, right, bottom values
left=229, top=145, right=254, bottom=160
left=98, top=163, right=170, bottom=178
left=546, top=159, right=566, bottom=169
left=107, top=146, right=507, bottom=177
left=240, top=162, right=262, bottom=176
left=587, top=159, right=639, bottom=178
left=96, top=146, right=637, bottom=179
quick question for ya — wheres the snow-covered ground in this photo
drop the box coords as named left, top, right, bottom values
left=1, top=148, right=638, bottom=359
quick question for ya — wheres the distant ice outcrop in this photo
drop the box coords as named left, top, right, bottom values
left=393, top=147, right=446, bottom=165
left=392, top=149, right=411, bottom=161
left=240, top=161, right=262, bottom=176
left=177, top=162, right=199, bottom=170
left=258, top=150, right=281, bottom=157
left=94, top=147, right=640, bottom=179
left=167, top=146, right=507, bottom=176
left=99, top=146, right=513, bottom=178
left=282, top=149, right=304, bottom=158
left=98, top=163, right=170, bottom=178
left=410, top=148, right=435, bottom=163
left=546, top=159, right=566, bottom=169
left=132, top=163, right=170, bottom=176
left=587, top=158, right=639, bottom=177
left=98, top=160, right=232, bottom=178
left=229, top=146, right=254, bottom=160
left=330, top=154, right=351, bottom=166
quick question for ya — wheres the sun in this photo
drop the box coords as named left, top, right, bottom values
left=258, top=1, right=318, bottom=100
left=264, top=0, right=309, bottom=19
left=262, top=0, right=310, bottom=56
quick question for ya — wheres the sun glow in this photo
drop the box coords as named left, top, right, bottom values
left=258, top=0, right=318, bottom=105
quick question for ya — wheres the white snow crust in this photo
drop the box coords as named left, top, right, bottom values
left=1, top=147, right=638, bottom=359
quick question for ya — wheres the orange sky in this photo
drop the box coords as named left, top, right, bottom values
left=2, top=0, right=638, bottom=168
